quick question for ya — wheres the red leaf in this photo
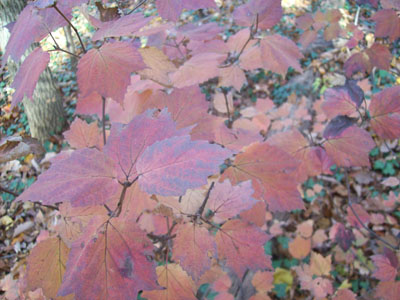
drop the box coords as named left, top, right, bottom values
left=259, top=35, right=303, bottom=75
left=92, top=13, right=152, bottom=41
left=332, top=289, right=357, bottom=300
left=216, top=219, right=271, bottom=278
left=323, top=116, right=374, bottom=167
left=75, top=92, right=103, bottom=116
left=372, top=9, right=400, bottom=41
left=58, top=215, right=158, bottom=299
left=141, top=263, right=197, bottom=300
left=77, top=41, right=144, bottom=103
left=233, top=0, right=282, bottom=30
left=155, top=0, right=216, bottom=21
left=329, top=223, right=355, bottom=251
left=374, top=281, right=400, bottom=300
left=371, top=248, right=398, bottom=281
left=322, top=80, right=364, bottom=119
left=10, top=48, right=49, bottom=108
left=104, top=109, right=190, bottom=182
left=136, top=135, right=231, bottom=196
left=207, top=179, right=258, bottom=222
left=172, top=223, right=216, bottom=280
left=347, top=203, right=371, bottom=228
left=222, top=142, right=303, bottom=212
left=17, top=148, right=119, bottom=207
left=369, top=86, right=400, bottom=139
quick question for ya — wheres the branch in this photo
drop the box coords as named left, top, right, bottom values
left=126, top=0, right=147, bottom=15
left=196, top=182, right=215, bottom=217
left=112, top=177, right=138, bottom=217
left=344, top=170, right=399, bottom=250
left=48, top=47, right=80, bottom=58
left=53, top=5, right=86, bottom=53
left=102, top=96, right=107, bottom=145
left=0, top=185, right=18, bottom=197
left=221, top=88, right=232, bottom=128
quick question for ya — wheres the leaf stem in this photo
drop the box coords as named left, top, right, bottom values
left=222, top=88, right=232, bottom=127
left=126, top=0, right=147, bottom=15
left=53, top=5, right=86, bottom=53
left=196, top=182, right=215, bottom=218
left=102, top=96, right=107, bottom=145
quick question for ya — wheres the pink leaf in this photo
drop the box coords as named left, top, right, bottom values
left=234, top=0, right=282, bottom=30
left=77, top=41, right=145, bottom=103
left=10, top=48, right=49, bottom=108
left=155, top=0, right=216, bottom=21
left=63, top=118, right=102, bottom=150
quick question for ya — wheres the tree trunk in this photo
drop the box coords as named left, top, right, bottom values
left=0, top=0, right=65, bottom=142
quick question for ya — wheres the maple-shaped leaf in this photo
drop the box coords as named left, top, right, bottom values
left=259, top=35, right=303, bottom=76
left=172, top=223, right=216, bottom=280
left=344, top=43, right=391, bottom=77
left=10, top=48, right=49, bottom=108
left=268, top=129, right=332, bottom=182
left=252, top=271, right=274, bottom=294
left=58, top=215, right=158, bottom=299
left=18, top=148, right=118, bottom=206
left=222, top=142, right=303, bottom=212
left=369, top=86, right=400, bottom=140
left=104, top=108, right=187, bottom=179
left=63, top=118, right=102, bottom=149
left=374, top=281, right=400, bottom=300
left=171, top=52, right=226, bottom=88
left=322, top=80, right=364, bottom=119
left=323, top=116, right=374, bottom=167
left=233, top=0, right=282, bottom=30
left=136, top=135, right=231, bottom=196
left=240, top=201, right=266, bottom=227
left=372, top=9, right=400, bottom=41
left=92, top=13, right=152, bottom=41
left=310, top=252, right=331, bottom=276
left=371, top=248, right=399, bottom=281
left=27, top=236, right=69, bottom=299
left=216, top=219, right=271, bottom=278
left=219, top=65, right=247, bottom=91
left=77, top=41, right=144, bottom=103
left=329, top=223, right=355, bottom=251
left=138, top=47, right=177, bottom=86
left=207, top=179, right=258, bottom=222
left=155, top=0, right=216, bottom=21
left=141, top=263, right=197, bottom=300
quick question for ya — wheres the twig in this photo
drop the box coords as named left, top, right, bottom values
left=222, top=89, right=232, bottom=127
left=354, top=5, right=361, bottom=26
left=0, top=185, right=18, bottom=197
left=102, top=96, right=107, bottom=145
left=196, top=182, right=215, bottom=217
left=48, top=48, right=80, bottom=58
left=126, top=0, right=147, bottom=15
left=344, top=170, right=399, bottom=250
left=33, top=201, right=59, bottom=210
left=112, top=177, right=137, bottom=218
left=53, top=5, right=86, bottom=53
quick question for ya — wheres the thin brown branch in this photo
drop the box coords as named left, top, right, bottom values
left=126, top=0, right=147, bottom=15
left=53, top=5, right=86, bottom=53
left=221, top=89, right=232, bottom=127
left=0, top=185, right=18, bottom=197
left=48, top=47, right=80, bottom=58
left=102, top=96, right=107, bottom=145
left=196, top=182, right=215, bottom=217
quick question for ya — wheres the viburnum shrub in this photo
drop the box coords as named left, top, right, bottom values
left=2, top=0, right=400, bottom=299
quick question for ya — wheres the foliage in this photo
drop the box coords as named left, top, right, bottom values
left=1, top=0, right=400, bottom=299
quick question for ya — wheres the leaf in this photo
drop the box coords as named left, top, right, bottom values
left=75, top=92, right=104, bottom=116
left=63, top=118, right=102, bottom=149
left=215, top=219, right=271, bottom=278
left=207, top=179, right=258, bottom=222
left=294, top=264, right=333, bottom=299
left=371, top=248, right=398, bottom=281
left=332, top=289, right=357, bottom=300
left=136, top=135, right=231, bottom=196
left=347, top=203, right=370, bottom=229
left=233, top=0, right=283, bottom=30
left=374, top=281, right=400, bottom=300
left=288, top=236, right=311, bottom=259
left=58, top=215, right=158, bottom=299
left=372, top=9, right=400, bottom=41
left=10, top=48, right=49, bottom=108
left=155, top=0, right=216, bottom=21
left=172, top=223, right=216, bottom=280
left=323, top=116, right=374, bottom=167
left=222, top=142, right=303, bottom=212
left=171, top=52, right=225, bottom=88
left=213, top=122, right=263, bottom=151
left=329, top=223, right=355, bottom=251
left=310, top=252, right=331, bottom=276
left=27, top=236, right=69, bottom=299
left=219, top=65, right=247, bottom=90
left=369, top=86, right=400, bottom=140
left=17, top=148, right=119, bottom=207
left=92, top=13, right=152, bottom=41
left=77, top=41, right=144, bottom=103
left=252, top=271, right=274, bottom=293
left=141, top=263, right=197, bottom=300
left=259, top=35, right=303, bottom=76
left=322, top=80, right=364, bottom=119
left=104, top=109, right=188, bottom=182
